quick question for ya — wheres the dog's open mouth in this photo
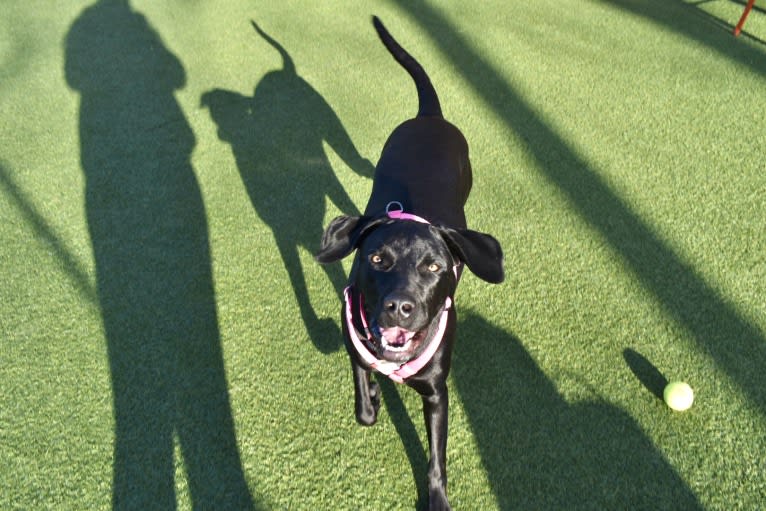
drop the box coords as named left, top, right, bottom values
left=371, top=325, right=426, bottom=361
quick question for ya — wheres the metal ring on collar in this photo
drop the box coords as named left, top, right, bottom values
left=385, top=201, right=404, bottom=214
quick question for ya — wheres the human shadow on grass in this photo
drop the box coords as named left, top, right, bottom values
left=65, top=1, right=257, bottom=509
left=201, top=21, right=374, bottom=354
left=452, top=313, right=703, bottom=510
left=390, top=0, right=766, bottom=418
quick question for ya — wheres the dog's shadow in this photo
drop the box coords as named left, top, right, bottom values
left=201, top=21, right=374, bottom=353
left=451, top=312, right=702, bottom=509
left=376, top=313, right=702, bottom=509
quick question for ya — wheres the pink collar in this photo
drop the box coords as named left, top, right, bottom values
left=344, top=286, right=451, bottom=383
left=385, top=201, right=430, bottom=224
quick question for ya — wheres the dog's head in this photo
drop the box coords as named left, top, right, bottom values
left=316, top=215, right=503, bottom=362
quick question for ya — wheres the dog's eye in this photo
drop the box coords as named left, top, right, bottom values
left=370, top=254, right=383, bottom=265
left=427, top=263, right=441, bottom=272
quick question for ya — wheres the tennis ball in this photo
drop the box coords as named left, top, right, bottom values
left=664, top=381, right=694, bottom=411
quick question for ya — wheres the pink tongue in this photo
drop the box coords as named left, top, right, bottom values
left=381, top=327, right=415, bottom=346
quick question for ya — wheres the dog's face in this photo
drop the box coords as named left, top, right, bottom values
left=316, top=215, right=504, bottom=363
left=354, top=221, right=457, bottom=362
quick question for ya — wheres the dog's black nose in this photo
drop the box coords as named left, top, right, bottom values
left=384, top=293, right=415, bottom=321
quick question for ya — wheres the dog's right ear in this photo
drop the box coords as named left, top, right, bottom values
left=315, top=215, right=384, bottom=264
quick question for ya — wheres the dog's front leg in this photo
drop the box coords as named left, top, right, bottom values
left=423, top=386, right=451, bottom=510
left=350, top=359, right=380, bottom=426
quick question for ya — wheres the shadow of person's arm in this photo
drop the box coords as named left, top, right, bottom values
left=200, top=89, right=252, bottom=144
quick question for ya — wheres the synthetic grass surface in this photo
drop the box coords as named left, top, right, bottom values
left=1, top=0, right=765, bottom=509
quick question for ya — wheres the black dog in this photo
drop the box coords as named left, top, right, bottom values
left=316, top=17, right=504, bottom=510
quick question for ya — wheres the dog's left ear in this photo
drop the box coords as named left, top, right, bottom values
left=438, top=227, right=504, bottom=284
left=315, top=215, right=386, bottom=264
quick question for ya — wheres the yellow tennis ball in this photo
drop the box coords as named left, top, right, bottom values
left=664, top=381, right=694, bottom=411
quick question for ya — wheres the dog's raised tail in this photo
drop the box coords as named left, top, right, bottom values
left=372, top=16, right=442, bottom=118
left=251, top=20, right=295, bottom=75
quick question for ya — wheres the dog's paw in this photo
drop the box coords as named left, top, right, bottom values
left=355, top=405, right=378, bottom=426
left=428, top=489, right=451, bottom=511
left=369, top=381, right=381, bottom=411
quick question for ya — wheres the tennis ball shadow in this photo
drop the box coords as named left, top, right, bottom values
left=452, top=312, right=702, bottom=510
left=623, top=348, right=669, bottom=400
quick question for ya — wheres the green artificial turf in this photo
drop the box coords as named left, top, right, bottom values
left=1, top=0, right=765, bottom=509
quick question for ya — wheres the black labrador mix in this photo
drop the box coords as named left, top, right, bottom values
left=316, top=17, right=504, bottom=510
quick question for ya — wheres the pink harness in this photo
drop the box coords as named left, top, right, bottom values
left=343, top=202, right=455, bottom=384
left=344, top=287, right=451, bottom=384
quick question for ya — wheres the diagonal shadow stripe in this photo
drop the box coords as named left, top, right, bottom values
left=607, top=0, right=766, bottom=59
left=387, top=1, right=766, bottom=416
left=0, top=161, right=97, bottom=306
